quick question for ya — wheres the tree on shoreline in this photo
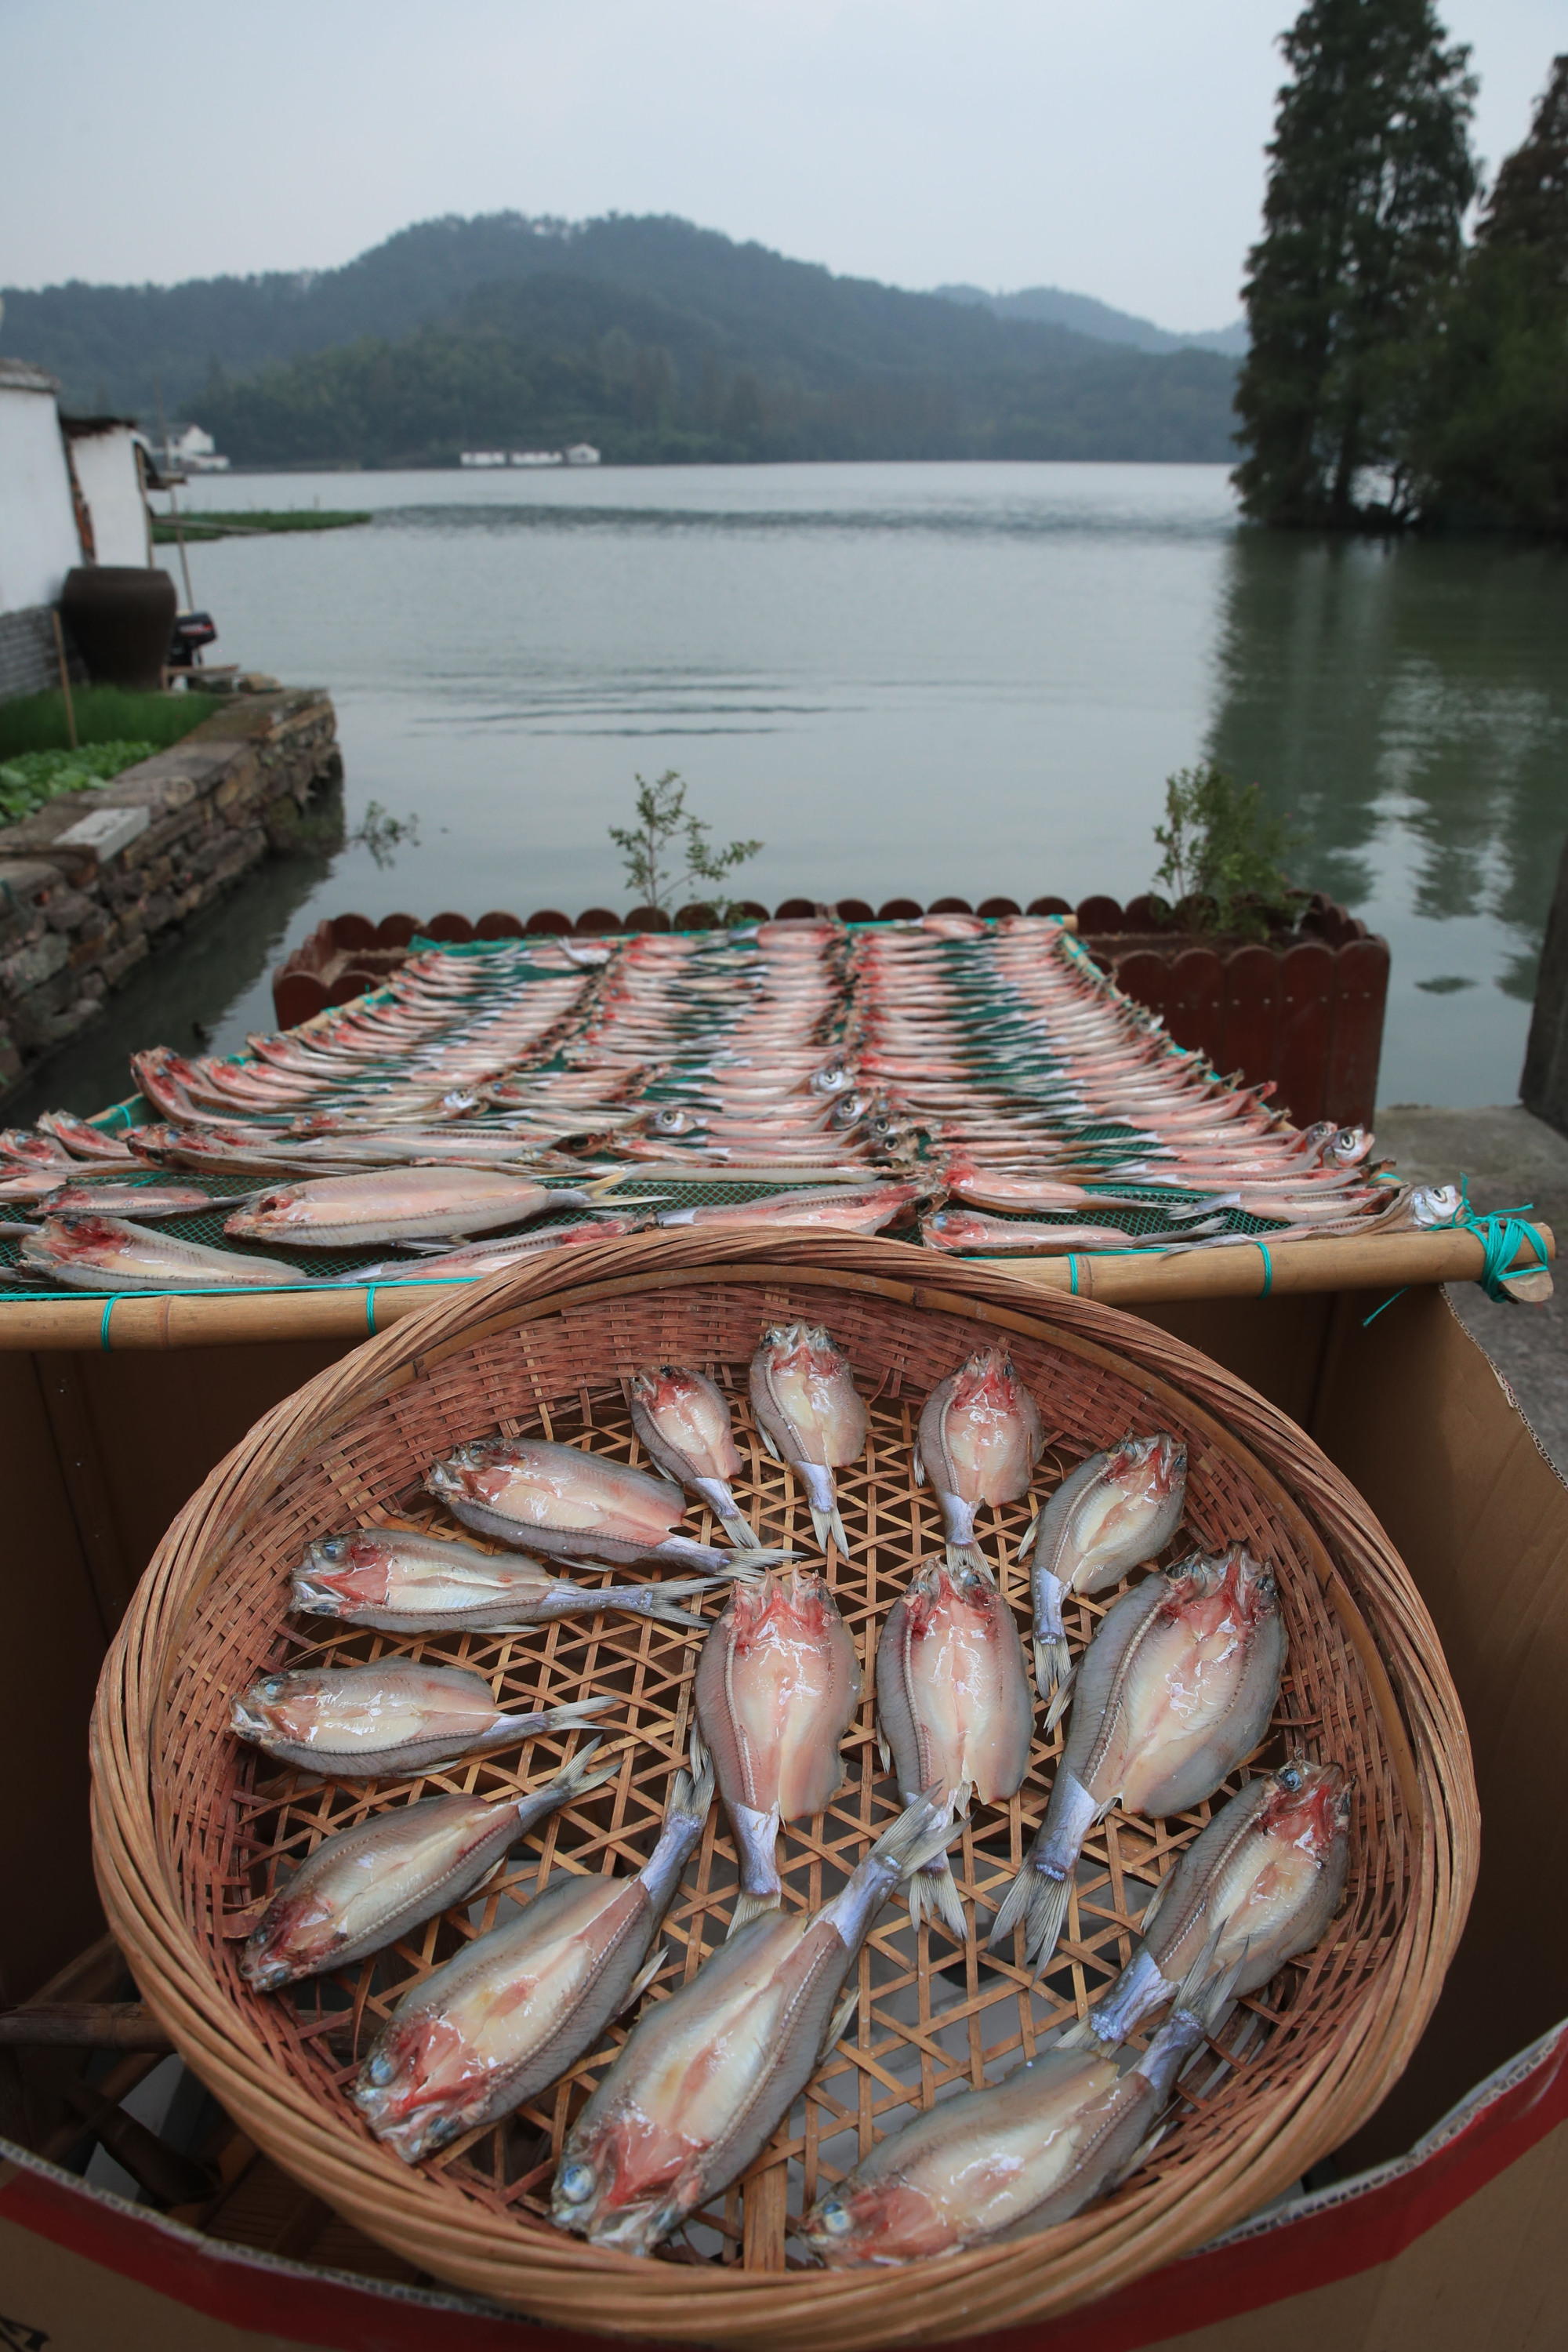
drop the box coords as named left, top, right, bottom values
left=1410, top=56, right=1568, bottom=530
left=1234, top=0, right=1476, bottom=528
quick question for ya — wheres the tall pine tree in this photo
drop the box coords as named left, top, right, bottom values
left=1234, top=0, right=1476, bottom=526
left=1411, top=56, right=1568, bottom=529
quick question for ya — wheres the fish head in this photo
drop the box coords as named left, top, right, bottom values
left=1262, top=1755, right=1352, bottom=1854
left=1106, top=1430, right=1187, bottom=1502
left=923, top=1209, right=987, bottom=1247
left=810, top=1062, right=853, bottom=1097
left=1410, top=1185, right=1461, bottom=1229
left=801, top=2178, right=940, bottom=2267
left=645, top=1106, right=706, bottom=1138
left=1162, top=1544, right=1276, bottom=1628
left=295, top=1532, right=397, bottom=1614
left=238, top=1878, right=339, bottom=1989
left=223, top=1185, right=302, bottom=1236
left=829, top=1091, right=869, bottom=1131
left=230, top=1671, right=317, bottom=1745
left=34, top=1214, right=127, bottom=1264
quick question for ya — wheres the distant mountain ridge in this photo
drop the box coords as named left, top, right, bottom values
left=0, top=212, right=1241, bottom=467
left=934, top=283, right=1247, bottom=358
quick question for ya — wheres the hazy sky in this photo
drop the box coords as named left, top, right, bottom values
left=2, top=1, right=1560, bottom=328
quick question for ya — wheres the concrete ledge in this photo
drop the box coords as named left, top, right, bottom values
left=0, top=689, right=339, bottom=1097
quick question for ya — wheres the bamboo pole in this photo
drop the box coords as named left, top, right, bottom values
left=49, top=608, right=78, bottom=749
left=0, top=1220, right=1550, bottom=1352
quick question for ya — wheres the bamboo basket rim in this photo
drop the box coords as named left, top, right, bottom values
left=90, top=1233, right=1479, bottom=2350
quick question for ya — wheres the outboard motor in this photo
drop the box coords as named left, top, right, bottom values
left=168, top=610, right=219, bottom=669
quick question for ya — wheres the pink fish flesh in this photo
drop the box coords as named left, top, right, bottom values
left=230, top=1659, right=613, bottom=1777
left=914, top=1345, right=1044, bottom=1558
left=629, top=1364, right=758, bottom=1546
left=292, top=1526, right=728, bottom=1631
left=1027, top=1434, right=1187, bottom=1705
left=749, top=1321, right=869, bottom=1552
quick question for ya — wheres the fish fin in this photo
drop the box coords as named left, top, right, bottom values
left=758, top=1424, right=781, bottom=1461
left=1042, top=1653, right=1079, bottom=1733
left=907, top=1855, right=970, bottom=1944
left=585, top=1172, right=633, bottom=1200
left=728, top=1887, right=783, bottom=1936
left=1051, top=2016, right=1095, bottom=2050
left=949, top=1539, right=987, bottom=1576
left=869, top=1793, right=958, bottom=1882
left=876, top=1733, right=890, bottom=1773
left=822, top=1986, right=859, bottom=2057
left=619, top=1946, right=667, bottom=2010
left=809, top=1504, right=833, bottom=1552
left=741, top=1546, right=803, bottom=1570
left=912, top=1448, right=925, bottom=1486
left=543, top=1694, right=617, bottom=1731
left=1138, top=1871, right=1170, bottom=1932
left=688, top=1722, right=710, bottom=1780
left=722, top=1513, right=763, bottom=1549
left=829, top=1504, right=850, bottom=1555
left=987, top=1863, right=1070, bottom=1973
left=1019, top=1510, right=1040, bottom=1562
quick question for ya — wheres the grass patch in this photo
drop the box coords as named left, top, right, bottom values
left=0, top=688, right=220, bottom=762
left=151, top=509, right=371, bottom=543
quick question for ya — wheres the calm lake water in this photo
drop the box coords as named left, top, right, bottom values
left=25, top=463, right=1566, bottom=1119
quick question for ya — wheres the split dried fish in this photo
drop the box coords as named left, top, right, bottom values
left=875, top=1556, right=1033, bottom=1939
left=230, top=1659, right=613, bottom=1777
left=801, top=1953, right=1233, bottom=2264
left=292, top=1526, right=729, bottom=1632
left=749, top=1320, right=869, bottom=1552
left=551, top=1795, right=952, bottom=2255
left=629, top=1363, right=759, bottom=1547
left=1073, top=1756, right=1350, bottom=2049
left=1026, top=1434, right=1187, bottom=1707
left=20, top=1214, right=306, bottom=1292
left=354, top=1763, right=713, bottom=2162
left=694, top=1566, right=862, bottom=1930
left=224, top=1166, right=603, bottom=1248
left=989, top=1545, right=1286, bottom=1973
left=33, top=1180, right=239, bottom=1220
left=426, top=1432, right=794, bottom=1572
left=914, top=1344, right=1044, bottom=1563
left=240, top=1740, right=619, bottom=1989
left=920, top=1208, right=1225, bottom=1255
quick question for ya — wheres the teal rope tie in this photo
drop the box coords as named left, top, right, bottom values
left=1363, top=1172, right=1550, bottom=1327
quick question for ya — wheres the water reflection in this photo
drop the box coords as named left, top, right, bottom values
left=1206, top=531, right=1568, bottom=1004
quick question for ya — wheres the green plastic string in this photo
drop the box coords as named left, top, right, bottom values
left=1258, top=1243, right=1273, bottom=1298
left=1363, top=1173, right=1549, bottom=1328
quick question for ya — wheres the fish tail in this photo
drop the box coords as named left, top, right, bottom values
left=1042, top=1653, right=1079, bottom=1733
left=548, top=1737, right=622, bottom=1802
left=667, top=1759, right=717, bottom=1829
left=543, top=1693, right=617, bottom=1733
left=829, top=1504, right=850, bottom=1554
left=723, top=1512, right=762, bottom=1550
left=948, top=1538, right=987, bottom=1576
left=1035, top=1633, right=1075, bottom=1714
left=907, top=1853, right=970, bottom=1944
left=988, top=1860, right=1070, bottom=1971
left=867, top=1793, right=957, bottom=1883
left=727, top=1886, right=784, bottom=1936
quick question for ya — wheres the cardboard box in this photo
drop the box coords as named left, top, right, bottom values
left=2, top=1282, right=1563, bottom=2348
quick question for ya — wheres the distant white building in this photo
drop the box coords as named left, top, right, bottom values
left=459, top=450, right=507, bottom=468
left=564, top=443, right=601, bottom=466
left=510, top=450, right=564, bottom=467
left=164, top=423, right=230, bottom=474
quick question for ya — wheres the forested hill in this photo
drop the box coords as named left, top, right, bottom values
left=1, top=212, right=1240, bottom=466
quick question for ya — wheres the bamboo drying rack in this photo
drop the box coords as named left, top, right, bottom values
left=92, top=1231, right=1476, bottom=2348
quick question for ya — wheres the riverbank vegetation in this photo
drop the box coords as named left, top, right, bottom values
left=1236, top=5, right=1568, bottom=534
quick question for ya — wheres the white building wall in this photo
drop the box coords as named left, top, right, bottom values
left=70, top=426, right=151, bottom=567
left=0, top=373, right=82, bottom=613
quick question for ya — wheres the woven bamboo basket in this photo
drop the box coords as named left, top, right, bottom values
left=91, top=1233, right=1476, bottom=2350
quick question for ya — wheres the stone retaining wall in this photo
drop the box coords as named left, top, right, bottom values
left=0, top=689, right=339, bottom=1093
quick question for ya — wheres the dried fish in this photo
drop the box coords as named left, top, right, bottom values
left=354, top=1764, right=713, bottom=2162
left=694, top=1567, right=862, bottom=1930
left=230, top=1659, right=613, bottom=1777
left=749, top=1321, right=869, bottom=1552
left=551, top=1795, right=952, bottom=2254
left=224, top=1166, right=603, bottom=1247
left=800, top=1953, right=1233, bottom=2264
left=875, top=1557, right=1033, bottom=1938
left=920, top=1208, right=1225, bottom=1255
left=914, top=1344, right=1044, bottom=1563
left=292, top=1526, right=725, bottom=1632
left=33, top=1180, right=239, bottom=1220
left=1074, top=1757, right=1351, bottom=2049
left=426, top=1432, right=795, bottom=1572
left=658, top=1181, right=926, bottom=1236
left=989, top=1545, right=1286, bottom=1973
left=629, top=1363, right=758, bottom=1548
left=1026, top=1434, right=1187, bottom=1706
left=20, top=1214, right=307, bottom=1292
left=240, top=1740, right=619, bottom=1989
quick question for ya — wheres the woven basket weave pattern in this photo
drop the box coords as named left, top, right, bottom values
left=93, top=1236, right=1474, bottom=2348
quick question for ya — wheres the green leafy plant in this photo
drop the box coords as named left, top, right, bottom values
left=609, top=771, right=763, bottom=919
left=0, top=740, right=158, bottom=823
left=1152, top=764, right=1301, bottom=938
